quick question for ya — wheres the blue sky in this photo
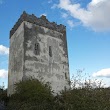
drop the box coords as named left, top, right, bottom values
left=0, top=0, right=110, bottom=88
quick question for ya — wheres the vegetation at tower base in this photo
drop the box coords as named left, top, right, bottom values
left=0, top=86, right=8, bottom=110
left=5, top=77, right=110, bottom=110
left=7, top=78, right=55, bottom=110
left=8, top=11, right=70, bottom=95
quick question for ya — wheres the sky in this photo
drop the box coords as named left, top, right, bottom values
left=0, top=0, right=110, bottom=88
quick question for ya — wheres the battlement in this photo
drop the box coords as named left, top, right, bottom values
left=10, top=11, right=66, bottom=38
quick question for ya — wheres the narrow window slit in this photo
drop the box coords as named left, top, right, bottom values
left=49, top=46, right=52, bottom=57
left=65, top=73, right=67, bottom=79
left=34, top=43, right=40, bottom=55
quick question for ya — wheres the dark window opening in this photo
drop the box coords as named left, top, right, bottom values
left=49, top=46, right=52, bottom=57
left=34, top=43, right=40, bottom=55
left=65, top=73, right=67, bottom=79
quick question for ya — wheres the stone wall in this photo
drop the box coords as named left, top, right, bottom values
left=8, top=12, right=70, bottom=95
left=8, top=22, right=24, bottom=95
left=23, top=21, right=70, bottom=93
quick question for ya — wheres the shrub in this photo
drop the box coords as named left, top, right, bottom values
left=7, top=71, right=110, bottom=110
left=7, top=79, right=54, bottom=110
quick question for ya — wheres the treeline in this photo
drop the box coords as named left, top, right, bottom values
left=0, top=78, right=110, bottom=110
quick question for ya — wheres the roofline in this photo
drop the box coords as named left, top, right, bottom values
left=10, top=11, right=66, bottom=38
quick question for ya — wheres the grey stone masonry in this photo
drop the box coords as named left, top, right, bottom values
left=10, top=11, right=66, bottom=38
left=8, top=11, right=70, bottom=96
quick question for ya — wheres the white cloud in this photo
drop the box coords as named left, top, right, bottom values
left=0, top=69, right=8, bottom=78
left=0, top=45, right=9, bottom=55
left=61, top=12, right=68, bottom=18
left=93, top=68, right=110, bottom=77
left=90, top=0, right=106, bottom=5
left=56, top=0, right=110, bottom=31
left=51, top=4, right=58, bottom=9
left=67, top=20, right=74, bottom=28
left=40, top=13, right=47, bottom=17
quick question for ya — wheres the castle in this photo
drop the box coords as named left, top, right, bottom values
left=8, top=11, right=70, bottom=95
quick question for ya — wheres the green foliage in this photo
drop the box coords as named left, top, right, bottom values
left=0, top=89, right=8, bottom=103
left=7, top=76, right=110, bottom=110
left=0, top=85, right=8, bottom=104
left=59, top=88, right=110, bottom=110
left=7, top=79, right=54, bottom=110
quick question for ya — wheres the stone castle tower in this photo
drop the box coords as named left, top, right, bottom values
left=8, top=11, right=70, bottom=95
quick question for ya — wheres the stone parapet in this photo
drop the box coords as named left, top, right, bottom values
left=10, top=11, right=66, bottom=38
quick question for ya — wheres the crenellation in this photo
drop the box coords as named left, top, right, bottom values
left=10, top=11, right=66, bottom=38
left=8, top=11, right=70, bottom=96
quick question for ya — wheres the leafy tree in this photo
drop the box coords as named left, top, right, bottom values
left=0, top=83, right=8, bottom=110
left=7, top=79, right=55, bottom=110
left=7, top=71, right=110, bottom=110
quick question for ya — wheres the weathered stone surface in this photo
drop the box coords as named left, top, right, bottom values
left=10, top=11, right=66, bottom=38
left=8, top=12, right=70, bottom=96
